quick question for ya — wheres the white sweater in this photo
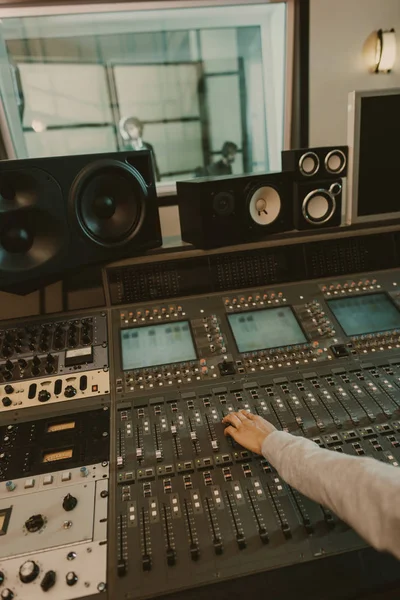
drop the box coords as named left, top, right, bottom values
left=262, top=431, right=400, bottom=559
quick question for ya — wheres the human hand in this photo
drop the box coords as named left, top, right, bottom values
left=222, top=410, right=276, bottom=454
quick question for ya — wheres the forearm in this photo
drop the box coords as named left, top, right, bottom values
left=262, top=431, right=400, bottom=559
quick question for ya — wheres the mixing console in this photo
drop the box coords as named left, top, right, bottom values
left=111, top=268, right=400, bottom=600
left=3, top=267, right=400, bottom=600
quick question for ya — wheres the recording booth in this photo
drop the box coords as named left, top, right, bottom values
left=0, top=1, right=400, bottom=600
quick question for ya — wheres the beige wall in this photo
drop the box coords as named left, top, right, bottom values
left=309, top=0, right=400, bottom=147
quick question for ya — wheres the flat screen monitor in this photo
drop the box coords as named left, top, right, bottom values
left=347, top=88, right=400, bottom=224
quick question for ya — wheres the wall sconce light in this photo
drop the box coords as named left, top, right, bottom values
left=375, top=29, right=396, bottom=72
left=364, top=29, right=397, bottom=73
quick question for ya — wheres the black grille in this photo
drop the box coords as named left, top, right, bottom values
left=107, top=232, right=400, bottom=305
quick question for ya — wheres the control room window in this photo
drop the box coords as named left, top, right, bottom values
left=0, top=1, right=293, bottom=188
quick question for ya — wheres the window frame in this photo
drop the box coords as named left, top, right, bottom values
left=0, top=0, right=295, bottom=197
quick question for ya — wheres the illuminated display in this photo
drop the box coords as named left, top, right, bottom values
left=47, top=421, right=76, bottom=433
left=228, top=307, right=307, bottom=353
left=42, top=448, right=73, bottom=463
left=121, top=321, right=197, bottom=370
left=327, top=293, right=400, bottom=336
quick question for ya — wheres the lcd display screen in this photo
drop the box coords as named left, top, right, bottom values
left=327, top=293, right=400, bottom=336
left=121, top=321, right=197, bottom=370
left=228, top=307, right=307, bottom=353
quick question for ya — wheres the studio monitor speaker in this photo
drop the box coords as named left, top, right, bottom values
left=0, top=150, right=162, bottom=294
left=294, top=179, right=343, bottom=230
left=177, top=172, right=293, bottom=249
left=282, top=146, right=348, bottom=179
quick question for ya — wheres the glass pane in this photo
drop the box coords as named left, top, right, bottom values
left=1, top=2, right=287, bottom=183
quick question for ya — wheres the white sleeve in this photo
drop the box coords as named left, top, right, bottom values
left=261, top=431, right=400, bottom=560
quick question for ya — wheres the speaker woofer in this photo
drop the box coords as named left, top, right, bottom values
left=0, top=208, right=64, bottom=271
left=0, top=172, right=39, bottom=213
left=70, top=159, right=147, bottom=247
left=248, top=186, right=282, bottom=226
left=302, top=189, right=336, bottom=224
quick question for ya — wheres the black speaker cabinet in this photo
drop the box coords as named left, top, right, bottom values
left=0, top=150, right=162, bottom=294
left=177, top=172, right=293, bottom=249
left=294, top=179, right=343, bottom=230
left=282, top=146, right=348, bottom=179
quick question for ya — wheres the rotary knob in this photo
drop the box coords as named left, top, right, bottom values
left=66, top=572, right=78, bottom=586
left=18, top=358, right=27, bottom=369
left=19, top=560, right=39, bottom=583
left=1, top=589, right=14, bottom=600
left=1, top=346, right=12, bottom=358
left=4, top=360, right=13, bottom=372
left=38, top=390, right=51, bottom=403
left=2, top=397, right=11, bottom=407
left=46, top=353, right=55, bottom=364
left=0, top=571, right=4, bottom=584
left=64, top=385, right=77, bottom=399
left=25, top=514, right=45, bottom=533
left=32, top=356, right=41, bottom=366
left=63, top=493, right=78, bottom=512
left=4, top=385, right=14, bottom=395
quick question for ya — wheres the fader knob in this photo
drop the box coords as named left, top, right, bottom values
left=66, top=572, right=78, bottom=586
left=19, top=560, right=39, bottom=583
left=1, top=589, right=14, bottom=600
left=25, top=514, right=45, bottom=533
left=63, top=493, right=78, bottom=511
left=38, top=390, right=51, bottom=403
left=166, top=547, right=176, bottom=566
left=4, top=385, right=14, bottom=395
left=64, top=386, right=77, bottom=399
left=142, top=554, right=152, bottom=571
